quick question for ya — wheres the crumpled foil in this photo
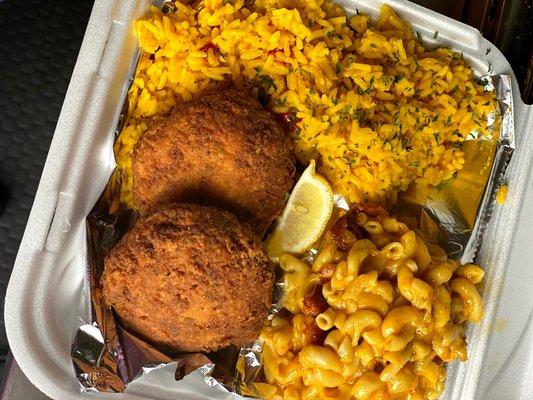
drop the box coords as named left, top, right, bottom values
left=71, top=168, right=245, bottom=394
left=70, top=3, right=515, bottom=390
left=393, top=75, right=515, bottom=264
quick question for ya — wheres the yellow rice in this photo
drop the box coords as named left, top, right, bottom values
left=114, top=0, right=499, bottom=206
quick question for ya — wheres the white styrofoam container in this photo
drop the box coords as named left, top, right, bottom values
left=4, top=0, right=533, bottom=399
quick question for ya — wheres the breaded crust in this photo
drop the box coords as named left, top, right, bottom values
left=132, top=88, right=295, bottom=236
left=101, top=203, right=274, bottom=353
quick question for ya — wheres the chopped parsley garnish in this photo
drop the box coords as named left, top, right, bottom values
left=392, top=113, right=400, bottom=126
left=476, top=77, right=490, bottom=88
left=353, top=109, right=364, bottom=121
left=338, top=105, right=352, bottom=122
left=366, top=76, right=375, bottom=92
left=452, top=52, right=464, bottom=60
left=274, top=97, right=287, bottom=107
left=256, top=75, right=276, bottom=90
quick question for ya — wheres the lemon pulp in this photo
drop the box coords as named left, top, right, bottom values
left=266, top=160, right=334, bottom=260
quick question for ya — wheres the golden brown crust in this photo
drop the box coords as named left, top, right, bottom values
left=100, top=203, right=274, bottom=353
left=132, top=88, right=295, bottom=236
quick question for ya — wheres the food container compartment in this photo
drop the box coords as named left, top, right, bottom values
left=4, top=0, right=533, bottom=399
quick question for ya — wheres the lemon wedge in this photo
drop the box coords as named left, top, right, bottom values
left=265, top=160, right=334, bottom=261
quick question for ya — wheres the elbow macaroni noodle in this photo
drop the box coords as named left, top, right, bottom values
left=260, top=210, right=484, bottom=400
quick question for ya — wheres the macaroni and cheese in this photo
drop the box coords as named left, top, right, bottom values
left=260, top=207, right=484, bottom=400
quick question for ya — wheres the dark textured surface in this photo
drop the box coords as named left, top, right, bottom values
left=0, top=0, right=94, bottom=361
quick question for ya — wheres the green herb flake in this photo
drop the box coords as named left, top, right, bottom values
left=259, top=75, right=277, bottom=90
left=392, top=113, right=400, bottom=126
left=433, top=31, right=439, bottom=40
left=274, top=97, right=287, bottom=107
left=340, top=105, right=351, bottom=114
left=353, top=109, right=363, bottom=121
left=252, top=74, right=277, bottom=95
left=476, top=77, right=489, bottom=88
left=393, top=74, right=404, bottom=84
left=416, top=31, right=423, bottom=43
left=452, top=52, right=464, bottom=60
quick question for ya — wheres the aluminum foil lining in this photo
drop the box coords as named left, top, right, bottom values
left=391, top=75, right=515, bottom=264
left=461, top=75, right=515, bottom=263
left=70, top=7, right=515, bottom=390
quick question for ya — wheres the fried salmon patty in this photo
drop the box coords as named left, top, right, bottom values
left=132, top=88, right=295, bottom=236
left=101, top=203, right=274, bottom=353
